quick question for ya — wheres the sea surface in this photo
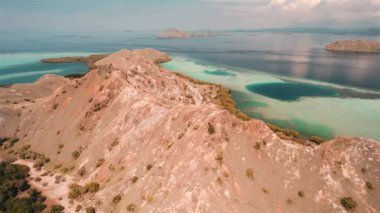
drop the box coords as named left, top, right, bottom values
left=1, top=31, right=380, bottom=140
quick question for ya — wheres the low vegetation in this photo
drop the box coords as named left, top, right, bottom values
left=50, top=205, right=64, bottom=213
left=146, top=164, right=153, bottom=171
left=18, top=145, right=50, bottom=170
left=108, top=139, right=119, bottom=151
left=254, top=143, right=261, bottom=150
left=96, top=158, right=105, bottom=167
left=72, top=150, right=81, bottom=159
left=267, top=124, right=300, bottom=138
left=130, top=176, right=139, bottom=184
left=341, top=197, right=357, bottom=210
left=309, top=136, right=327, bottom=145
left=366, top=182, right=373, bottom=190
left=0, top=161, right=47, bottom=212
left=52, top=103, right=59, bottom=110
left=68, top=182, right=101, bottom=200
left=78, top=167, right=87, bottom=176
left=286, top=199, right=293, bottom=204
left=246, top=169, right=254, bottom=180
left=127, top=204, right=137, bottom=212
left=208, top=123, right=215, bottom=134
left=86, top=207, right=96, bottom=213
left=75, top=205, right=82, bottom=212
left=112, top=195, right=122, bottom=205
left=85, top=182, right=100, bottom=193
left=215, top=152, right=223, bottom=163
left=0, top=137, right=19, bottom=149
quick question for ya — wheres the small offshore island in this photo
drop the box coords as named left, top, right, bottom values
left=0, top=49, right=379, bottom=212
left=325, top=40, right=380, bottom=52
left=156, top=28, right=211, bottom=39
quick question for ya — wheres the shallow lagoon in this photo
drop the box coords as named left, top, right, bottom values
left=0, top=52, right=90, bottom=85
left=162, top=57, right=380, bottom=140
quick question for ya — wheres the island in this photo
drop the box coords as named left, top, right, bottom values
left=41, top=54, right=109, bottom=69
left=156, top=28, right=211, bottom=39
left=325, top=40, right=380, bottom=52
left=1, top=49, right=379, bottom=212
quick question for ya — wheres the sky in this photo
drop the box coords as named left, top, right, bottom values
left=0, top=0, right=379, bottom=31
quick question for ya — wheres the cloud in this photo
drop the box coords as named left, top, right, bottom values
left=204, top=0, right=380, bottom=27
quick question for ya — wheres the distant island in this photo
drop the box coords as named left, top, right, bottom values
left=41, top=54, right=109, bottom=69
left=156, top=28, right=211, bottom=39
left=325, top=40, right=380, bottom=53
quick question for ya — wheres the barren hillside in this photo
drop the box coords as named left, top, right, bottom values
left=0, top=49, right=379, bottom=212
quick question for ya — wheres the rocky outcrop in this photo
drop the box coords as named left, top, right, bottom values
left=0, top=49, right=379, bottom=212
left=325, top=40, right=380, bottom=53
left=157, top=28, right=211, bottom=39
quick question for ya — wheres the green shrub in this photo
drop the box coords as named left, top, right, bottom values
left=95, top=159, right=105, bottom=167
left=130, top=176, right=138, bottom=184
left=254, top=143, right=261, bottom=150
left=68, top=184, right=84, bottom=200
left=246, top=169, right=254, bottom=180
left=86, top=207, right=96, bottom=213
left=215, top=152, right=223, bottom=163
left=75, top=205, right=82, bottom=212
left=78, top=167, right=87, bottom=176
left=268, top=124, right=300, bottom=138
left=0, top=161, right=46, bottom=212
left=286, top=199, right=292, bottom=204
left=0, top=137, right=11, bottom=146
left=340, top=197, right=357, bottom=211
left=72, top=151, right=80, bottom=159
left=112, top=195, right=122, bottom=205
left=85, top=182, right=100, bottom=193
left=146, top=164, right=153, bottom=171
left=127, top=204, right=137, bottom=212
left=208, top=123, right=215, bottom=134
left=50, top=204, right=64, bottom=213
left=108, top=139, right=119, bottom=150
left=366, top=182, right=373, bottom=190
left=309, top=136, right=326, bottom=145
left=52, top=103, right=59, bottom=110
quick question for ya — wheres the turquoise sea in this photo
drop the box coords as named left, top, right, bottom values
left=1, top=31, right=380, bottom=140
